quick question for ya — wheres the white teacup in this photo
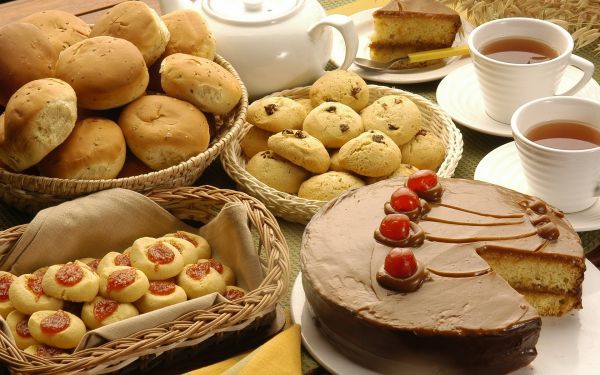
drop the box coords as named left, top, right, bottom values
left=468, top=17, right=595, bottom=124
left=511, top=96, right=600, bottom=213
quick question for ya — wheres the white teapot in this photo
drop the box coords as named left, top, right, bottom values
left=162, top=0, right=358, bottom=99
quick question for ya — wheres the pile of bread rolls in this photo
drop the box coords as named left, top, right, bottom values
left=0, top=230, right=245, bottom=357
left=0, top=1, right=242, bottom=179
left=242, top=70, right=446, bottom=201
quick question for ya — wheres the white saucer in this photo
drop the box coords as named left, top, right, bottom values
left=436, top=63, right=600, bottom=137
left=292, top=264, right=600, bottom=375
left=475, top=141, right=600, bottom=231
left=330, top=9, right=473, bottom=84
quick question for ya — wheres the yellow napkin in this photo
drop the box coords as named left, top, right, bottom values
left=326, top=0, right=385, bottom=15
left=187, top=325, right=302, bottom=375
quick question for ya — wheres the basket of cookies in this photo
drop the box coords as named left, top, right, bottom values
left=0, top=2, right=247, bottom=214
left=0, top=185, right=289, bottom=374
left=221, top=70, right=463, bottom=224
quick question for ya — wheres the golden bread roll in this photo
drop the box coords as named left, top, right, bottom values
left=163, top=231, right=211, bottom=260
left=90, top=1, right=169, bottom=66
left=81, top=296, right=139, bottom=329
left=161, top=9, right=216, bottom=60
left=0, top=271, right=16, bottom=318
left=55, top=36, right=148, bottom=110
left=160, top=53, right=242, bottom=115
left=28, top=310, right=86, bottom=349
left=129, top=237, right=185, bottom=280
left=197, top=259, right=236, bottom=286
left=177, top=263, right=226, bottom=299
left=119, top=95, right=210, bottom=170
left=135, top=280, right=187, bottom=313
left=20, top=10, right=90, bottom=54
left=37, top=117, right=126, bottom=179
left=98, top=266, right=149, bottom=303
left=9, top=274, right=64, bottom=315
left=0, top=78, right=77, bottom=172
left=117, top=153, right=154, bottom=178
left=6, top=310, right=38, bottom=349
left=23, top=344, right=68, bottom=357
left=0, top=22, right=57, bottom=106
left=41, top=261, right=99, bottom=302
left=96, top=252, right=132, bottom=275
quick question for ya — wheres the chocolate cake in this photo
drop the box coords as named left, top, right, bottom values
left=301, top=176, right=585, bottom=374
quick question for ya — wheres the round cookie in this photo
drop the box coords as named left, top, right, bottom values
left=42, top=261, right=99, bottom=302
left=81, top=296, right=139, bottom=330
left=77, top=258, right=101, bottom=273
left=163, top=231, right=211, bottom=260
left=197, top=259, right=235, bottom=286
left=177, top=263, right=226, bottom=299
left=267, top=129, right=330, bottom=174
left=135, top=280, right=187, bottom=313
left=119, top=95, right=210, bottom=171
left=328, top=151, right=346, bottom=172
left=90, top=1, right=169, bottom=66
left=309, top=70, right=369, bottom=112
left=298, top=171, right=366, bottom=201
left=400, top=129, right=446, bottom=171
left=366, top=163, right=419, bottom=184
left=0, top=271, right=16, bottom=318
left=157, top=236, right=202, bottom=265
left=96, top=252, right=132, bottom=275
left=361, top=95, right=422, bottom=146
left=9, top=274, right=64, bottom=315
left=223, top=286, right=247, bottom=301
left=28, top=310, right=86, bottom=349
left=161, top=9, right=216, bottom=60
left=6, top=310, right=38, bottom=349
left=303, top=102, right=364, bottom=148
left=129, top=237, right=185, bottom=280
left=296, top=98, right=314, bottom=115
left=20, top=10, right=90, bottom=54
left=23, top=344, right=68, bottom=357
left=246, top=150, right=311, bottom=194
left=246, top=96, right=306, bottom=132
left=337, top=130, right=402, bottom=177
left=240, top=126, right=272, bottom=159
left=99, top=266, right=149, bottom=303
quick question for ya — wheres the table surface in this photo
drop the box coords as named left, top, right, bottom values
left=0, top=0, right=599, bottom=374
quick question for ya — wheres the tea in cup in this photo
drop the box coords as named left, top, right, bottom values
left=511, top=96, right=600, bottom=213
left=468, top=17, right=595, bottom=124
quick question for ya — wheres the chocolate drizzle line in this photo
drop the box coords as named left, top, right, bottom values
left=425, top=231, right=538, bottom=243
left=436, top=203, right=524, bottom=219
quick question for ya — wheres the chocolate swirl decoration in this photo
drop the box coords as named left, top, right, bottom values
left=521, top=199, right=560, bottom=241
left=374, top=222, right=425, bottom=247
left=384, top=199, right=431, bottom=221
left=412, top=182, right=444, bottom=202
left=376, top=261, right=427, bottom=293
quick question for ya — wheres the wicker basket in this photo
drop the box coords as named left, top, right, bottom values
left=0, top=55, right=248, bottom=214
left=221, top=85, right=463, bottom=224
left=0, top=186, right=289, bottom=374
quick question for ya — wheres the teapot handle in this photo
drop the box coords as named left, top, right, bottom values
left=308, top=14, right=358, bottom=71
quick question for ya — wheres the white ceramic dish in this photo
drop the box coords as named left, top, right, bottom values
left=292, top=264, right=600, bottom=375
left=475, top=141, right=600, bottom=232
left=330, top=8, right=473, bottom=84
left=436, top=63, right=600, bottom=137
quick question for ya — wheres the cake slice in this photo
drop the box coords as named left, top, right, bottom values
left=369, top=0, right=462, bottom=68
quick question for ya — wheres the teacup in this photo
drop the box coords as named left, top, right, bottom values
left=511, top=96, right=600, bottom=213
left=468, top=17, right=595, bottom=124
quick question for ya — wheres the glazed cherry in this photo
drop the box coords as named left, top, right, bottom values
left=379, top=214, right=411, bottom=241
left=384, top=248, right=418, bottom=279
left=407, top=170, right=438, bottom=193
left=390, top=187, right=420, bottom=212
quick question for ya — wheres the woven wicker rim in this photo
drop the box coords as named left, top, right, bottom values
left=221, top=85, right=464, bottom=224
left=0, top=186, right=289, bottom=374
left=0, top=55, right=248, bottom=212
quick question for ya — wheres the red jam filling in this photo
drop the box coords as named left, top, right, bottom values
left=26, top=275, right=44, bottom=301
left=16, top=318, right=31, bottom=338
left=55, top=263, right=84, bottom=286
left=87, top=259, right=100, bottom=271
left=149, top=280, right=176, bottom=296
left=36, top=344, right=66, bottom=357
left=224, top=288, right=245, bottom=300
left=206, top=259, right=223, bottom=273
left=0, top=274, right=13, bottom=302
left=186, top=263, right=210, bottom=280
left=40, top=311, right=70, bottom=335
left=113, top=254, right=131, bottom=267
left=147, top=243, right=175, bottom=264
left=107, top=268, right=136, bottom=293
left=94, top=298, right=118, bottom=322
left=175, top=231, right=198, bottom=246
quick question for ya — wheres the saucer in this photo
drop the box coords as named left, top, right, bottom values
left=474, top=141, right=600, bottom=231
left=436, top=63, right=600, bottom=137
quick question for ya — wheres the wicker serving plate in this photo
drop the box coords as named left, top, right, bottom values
left=221, top=85, right=463, bottom=224
left=0, top=186, right=289, bottom=374
left=0, top=55, right=248, bottom=214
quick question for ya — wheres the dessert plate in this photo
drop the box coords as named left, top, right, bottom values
left=475, top=141, right=600, bottom=231
left=330, top=9, right=474, bottom=84
left=436, top=63, right=600, bottom=137
left=292, top=265, right=600, bottom=375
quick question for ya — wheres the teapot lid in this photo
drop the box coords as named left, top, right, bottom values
left=202, top=0, right=303, bottom=24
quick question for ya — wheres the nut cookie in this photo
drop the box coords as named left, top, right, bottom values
left=268, top=129, right=330, bottom=174
left=328, top=150, right=346, bottom=172
left=247, top=96, right=306, bottom=132
left=361, top=95, right=421, bottom=146
left=303, top=102, right=364, bottom=148
left=240, top=126, right=272, bottom=159
left=246, top=150, right=310, bottom=194
left=310, top=70, right=369, bottom=112
left=338, top=130, right=402, bottom=177
left=298, top=171, right=366, bottom=201
left=366, top=163, right=419, bottom=184
left=400, top=129, right=446, bottom=171
left=295, top=98, right=314, bottom=115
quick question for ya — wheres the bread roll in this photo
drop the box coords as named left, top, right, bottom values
left=160, top=53, right=242, bottom=115
left=161, top=9, right=216, bottom=60
left=119, top=95, right=210, bottom=170
left=90, top=1, right=169, bottom=66
left=0, top=78, right=77, bottom=172
left=37, top=117, right=126, bottom=179
left=117, top=153, right=154, bottom=178
left=0, top=23, right=57, bottom=106
left=20, top=10, right=90, bottom=54
left=55, top=36, right=148, bottom=110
